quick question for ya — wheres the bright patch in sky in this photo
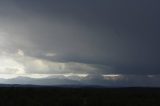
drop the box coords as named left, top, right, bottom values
left=0, top=49, right=105, bottom=79
left=103, top=74, right=124, bottom=80
left=0, top=54, right=25, bottom=74
left=45, top=53, right=56, bottom=57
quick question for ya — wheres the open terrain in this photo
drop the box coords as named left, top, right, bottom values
left=0, top=86, right=159, bottom=106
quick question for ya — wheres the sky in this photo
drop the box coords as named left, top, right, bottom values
left=0, top=0, right=160, bottom=86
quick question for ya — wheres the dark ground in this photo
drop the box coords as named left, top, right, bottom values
left=0, top=87, right=160, bottom=106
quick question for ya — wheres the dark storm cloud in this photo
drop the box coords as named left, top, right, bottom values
left=0, top=0, right=160, bottom=75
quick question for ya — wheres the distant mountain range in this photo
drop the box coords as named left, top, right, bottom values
left=0, top=75, right=159, bottom=87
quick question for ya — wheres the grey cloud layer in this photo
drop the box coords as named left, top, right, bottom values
left=0, top=0, right=160, bottom=75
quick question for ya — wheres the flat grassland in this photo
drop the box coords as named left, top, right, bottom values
left=0, top=87, right=160, bottom=106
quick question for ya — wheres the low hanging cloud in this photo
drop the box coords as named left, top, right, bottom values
left=0, top=49, right=113, bottom=77
left=0, top=49, right=160, bottom=86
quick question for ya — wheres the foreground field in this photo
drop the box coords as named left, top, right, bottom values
left=0, top=87, right=160, bottom=106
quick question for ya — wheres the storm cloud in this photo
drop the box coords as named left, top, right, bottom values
left=0, top=0, right=160, bottom=85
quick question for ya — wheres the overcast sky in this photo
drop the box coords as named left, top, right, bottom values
left=0, top=0, right=160, bottom=86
